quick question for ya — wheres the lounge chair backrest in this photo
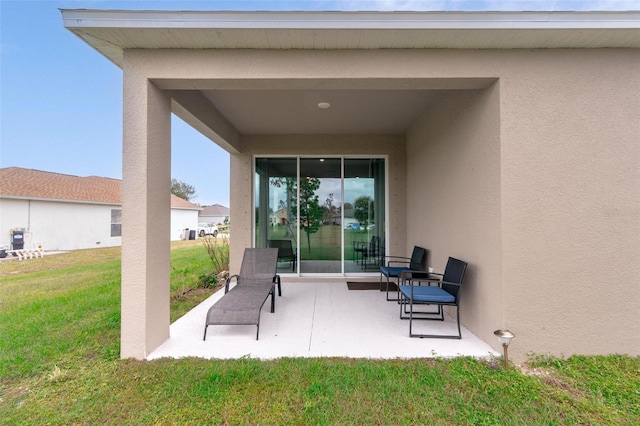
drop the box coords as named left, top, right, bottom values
left=239, top=248, right=278, bottom=284
left=409, top=246, right=427, bottom=271
left=268, top=239, right=294, bottom=257
left=441, top=257, right=467, bottom=298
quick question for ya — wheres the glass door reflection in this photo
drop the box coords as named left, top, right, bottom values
left=255, top=158, right=298, bottom=273
left=344, top=159, right=385, bottom=273
left=298, top=158, right=342, bottom=274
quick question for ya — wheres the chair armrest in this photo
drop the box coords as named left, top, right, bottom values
left=382, top=255, right=410, bottom=267
left=405, top=277, right=461, bottom=291
left=400, top=271, right=442, bottom=283
left=225, top=274, right=240, bottom=293
left=400, top=270, right=427, bottom=279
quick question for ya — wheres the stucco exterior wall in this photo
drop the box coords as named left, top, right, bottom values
left=407, top=49, right=639, bottom=362
left=0, top=198, right=122, bottom=250
left=171, top=209, right=200, bottom=241
left=121, top=51, right=173, bottom=359
left=0, top=198, right=198, bottom=251
left=117, top=47, right=639, bottom=361
left=497, top=49, right=640, bottom=360
left=229, top=134, right=406, bottom=274
left=406, top=85, right=502, bottom=353
left=0, top=199, right=29, bottom=247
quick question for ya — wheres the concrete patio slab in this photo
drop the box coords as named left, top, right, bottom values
left=148, top=280, right=498, bottom=360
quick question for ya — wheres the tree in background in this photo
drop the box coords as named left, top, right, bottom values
left=323, top=193, right=339, bottom=224
left=273, top=177, right=297, bottom=238
left=171, top=178, right=197, bottom=201
left=293, top=177, right=323, bottom=252
left=354, top=195, right=373, bottom=227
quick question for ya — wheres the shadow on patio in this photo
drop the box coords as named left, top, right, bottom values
left=148, top=280, right=497, bottom=360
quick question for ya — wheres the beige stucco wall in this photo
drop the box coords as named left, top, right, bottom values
left=121, top=51, right=172, bottom=359
left=498, top=49, right=640, bottom=361
left=118, top=47, right=639, bottom=361
left=229, top=134, right=406, bottom=274
left=406, top=85, right=502, bottom=354
left=406, top=50, right=639, bottom=362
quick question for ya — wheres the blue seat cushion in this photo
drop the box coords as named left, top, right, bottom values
left=399, top=285, right=455, bottom=303
left=380, top=266, right=409, bottom=277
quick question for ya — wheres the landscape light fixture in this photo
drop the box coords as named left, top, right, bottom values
left=317, top=102, right=331, bottom=109
left=493, top=329, right=515, bottom=370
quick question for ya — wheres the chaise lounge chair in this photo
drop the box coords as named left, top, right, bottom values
left=203, top=248, right=281, bottom=340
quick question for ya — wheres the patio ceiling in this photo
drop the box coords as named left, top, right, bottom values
left=159, top=78, right=495, bottom=137
left=200, top=88, right=443, bottom=135
left=62, top=10, right=640, bottom=138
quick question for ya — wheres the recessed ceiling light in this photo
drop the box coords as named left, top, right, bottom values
left=317, top=102, right=331, bottom=109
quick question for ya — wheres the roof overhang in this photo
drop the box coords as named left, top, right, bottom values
left=62, top=10, right=640, bottom=67
left=61, top=10, right=640, bottom=141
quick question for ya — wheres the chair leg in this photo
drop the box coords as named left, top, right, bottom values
left=408, top=305, right=461, bottom=339
left=386, top=275, right=400, bottom=302
left=203, top=325, right=208, bottom=341
left=409, top=295, right=413, bottom=336
left=387, top=276, right=400, bottom=303
left=270, top=287, right=275, bottom=313
left=275, top=275, right=282, bottom=296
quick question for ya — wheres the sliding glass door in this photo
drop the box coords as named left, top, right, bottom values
left=255, top=157, right=385, bottom=275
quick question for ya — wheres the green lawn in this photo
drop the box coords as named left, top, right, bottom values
left=1, top=243, right=639, bottom=425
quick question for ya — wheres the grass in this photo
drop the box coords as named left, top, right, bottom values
left=264, top=225, right=375, bottom=260
left=1, top=243, right=639, bottom=425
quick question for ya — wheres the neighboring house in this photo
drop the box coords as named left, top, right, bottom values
left=270, top=208, right=288, bottom=226
left=62, top=10, right=640, bottom=362
left=0, top=167, right=201, bottom=250
left=199, top=204, right=229, bottom=225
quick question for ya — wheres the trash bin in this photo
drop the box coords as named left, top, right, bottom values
left=189, top=230, right=196, bottom=240
left=11, top=230, right=24, bottom=250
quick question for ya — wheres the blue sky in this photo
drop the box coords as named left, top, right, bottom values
left=1, top=0, right=637, bottom=206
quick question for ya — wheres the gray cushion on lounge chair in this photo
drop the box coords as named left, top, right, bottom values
left=203, top=248, right=280, bottom=340
left=206, top=285, right=274, bottom=326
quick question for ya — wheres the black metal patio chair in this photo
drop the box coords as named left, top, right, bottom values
left=380, top=245, right=427, bottom=301
left=268, top=239, right=297, bottom=272
left=398, top=257, right=467, bottom=339
left=360, top=235, right=383, bottom=270
left=353, top=235, right=375, bottom=265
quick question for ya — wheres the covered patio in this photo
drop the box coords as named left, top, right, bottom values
left=63, top=9, right=640, bottom=363
left=148, top=279, right=496, bottom=360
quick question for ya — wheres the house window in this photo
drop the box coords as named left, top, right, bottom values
left=111, top=209, right=122, bottom=237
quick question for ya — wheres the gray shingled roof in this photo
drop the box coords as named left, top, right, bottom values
left=200, top=204, right=229, bottom=216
